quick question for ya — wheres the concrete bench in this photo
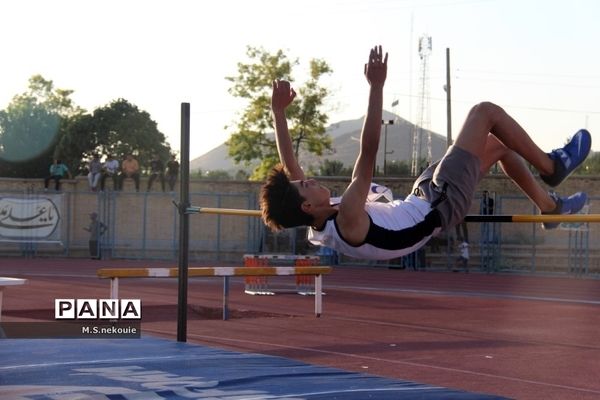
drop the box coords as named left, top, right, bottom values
left=0, top=277, right=27, bottom=322
left=97, top=266, right=332, bottom=320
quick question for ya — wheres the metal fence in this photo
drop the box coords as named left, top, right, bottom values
left=0, top=189, right=263, bottom=262
left=1, top=189, right=598, bottom=276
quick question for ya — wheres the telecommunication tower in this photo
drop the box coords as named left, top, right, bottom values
left=411, top=34, right=432, bottom=176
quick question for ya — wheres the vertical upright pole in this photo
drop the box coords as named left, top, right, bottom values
left=381, top=120, right=394, bottom=176
left=222, top=276, right=229, bottom=321
left=445, top=48, right=452, bottom=147
left=315, top=275, right=323, bottom=317
left=445, top=47, right=456, bottom=268
left=383, top=123, right=388, bottom=175
left=177, top=103, right=190, bottom=342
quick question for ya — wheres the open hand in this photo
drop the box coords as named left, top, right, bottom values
left=364, top=45, right=388, bottom=87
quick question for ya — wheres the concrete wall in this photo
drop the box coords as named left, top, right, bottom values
left=5, top=171, right=599, bottom=199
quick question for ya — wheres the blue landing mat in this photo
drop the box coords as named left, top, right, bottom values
left=0, top=336, right=508, bottom=399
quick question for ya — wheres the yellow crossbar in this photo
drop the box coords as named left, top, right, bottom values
left=188, top=207, right=262, bottom=217
left=464, top=214, right=600, bottom=223
left=188, top=206, right=600, bottom=223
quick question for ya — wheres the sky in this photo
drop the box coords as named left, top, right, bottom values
left=1, top=0, right=599, bottom=162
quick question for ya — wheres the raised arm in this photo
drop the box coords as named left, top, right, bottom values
left=337, top=46, right=388, bottom=243
left=352, top=46, right=388, bottom=181
left=271, top=80, right=305, bottom=181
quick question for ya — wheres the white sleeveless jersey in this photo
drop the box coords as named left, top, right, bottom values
left=308, top=192, right=441, bottom=260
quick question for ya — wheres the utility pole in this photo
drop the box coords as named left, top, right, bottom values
left=445, top=47, right=452, bottom=148
left=412, top=34, right=432, bottom=176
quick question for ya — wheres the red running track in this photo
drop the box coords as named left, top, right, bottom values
left=1, top=257, right=599, bottom=400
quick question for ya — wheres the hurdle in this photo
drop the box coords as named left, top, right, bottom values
left=0, top=277, right=27, bottom=322
left=97, top=266, right=332, bottom=320
left=243, top=254, right=322, bottom=295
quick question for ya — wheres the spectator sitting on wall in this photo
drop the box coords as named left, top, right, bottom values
left=147, top=154, right=165, bottom=192
left=87, top=154, right=102, bottom=192
left=100, top=153, right=119, bottom=191
left=166, top=154, right=180, bottom=192
left=44, top=159, right=72, bottom=191
left=118, top=153, right=140, bottom=192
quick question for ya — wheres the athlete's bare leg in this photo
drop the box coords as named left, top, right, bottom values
left=480, top=134, right=556, bottom=213
left=454, top=102, right=554, bottom=176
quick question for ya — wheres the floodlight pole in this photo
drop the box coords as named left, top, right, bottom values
left=382, top=119, right=394, bottom=175
left=177, top=103, right=190, bottom=342
left=445, top=48, right=452, bottom=148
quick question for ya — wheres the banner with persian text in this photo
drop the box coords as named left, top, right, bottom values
left=0, top=194, right=63, bottom=242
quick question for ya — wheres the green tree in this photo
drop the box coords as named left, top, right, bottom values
left=191, top=168, right=204, bottom=179
left=54, top=113, right=96, bottom=175
left=0, top=75, right=84, bottom=177
left=313, top=159, right=352, bottom=176
left=0, top=76, right=173, bottom=178
left=56, top=98, right=172, bottom=174
left=234, top=169, right=250, bottom=180
left=226, top=46, right=333, bottom=180
left=384, top=160, right=412, bottom=176
left=203, top=169, right=232, bottom=180
left=579, top=151, right=600, bottom=175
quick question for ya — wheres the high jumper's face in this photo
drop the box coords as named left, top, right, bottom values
left=290, top=179, right=331, bottom=209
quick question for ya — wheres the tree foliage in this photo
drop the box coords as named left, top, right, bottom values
left=380, top=159, right=412, bottom=177
left=579, top=151, right=600, bottom=175
left=0, top=75, right=84, bottom=177
left=312, top=159, right=352, bottom=176
left=203, top=169, right=233, bottom=180
left=0, top=75, right=173, bottom=178
left=226, top=46, right=333, bottom=180
left=57, top=98, right=173, bottom=173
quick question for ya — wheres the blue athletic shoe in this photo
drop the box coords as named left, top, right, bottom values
left=540, top=129, right=592, bottom=187
left=541, top=191, right=588, bottom=230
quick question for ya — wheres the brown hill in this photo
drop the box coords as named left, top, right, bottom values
left=190, top=110, right=447, bottom=174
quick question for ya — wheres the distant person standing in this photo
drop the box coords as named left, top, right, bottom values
left=100, top=153, right=120, bottom=191
left=481, top=190, right=495, bottom=215
left=166, top=155, right=180, bottom=191
left=147, top=154, right=165, bottom=192
left=118, top=154, right=140, bottom=191
left=84, top=212, right=107, bottom=260
left=44, top=159, right=72, bottom=191
left=453, top=241, right=470, bottom=273
left=480, top=190, right=495, bottom=244
left=87, top=154, right=102, bottom=191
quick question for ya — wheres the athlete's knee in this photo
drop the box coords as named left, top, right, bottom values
left=469, top=101, right=504, bottom=122
left=496, top=145, right=513, bottom=164
left=486, top=133, right=509, bottom=156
